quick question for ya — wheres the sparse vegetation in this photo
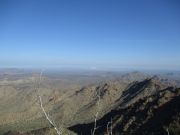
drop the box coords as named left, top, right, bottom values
left=0, top=70, right=180, bottom=135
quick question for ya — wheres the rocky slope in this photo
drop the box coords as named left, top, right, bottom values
left=0, top=70, right=179, bottom=135
left=69, top=80, right=180, bottom=135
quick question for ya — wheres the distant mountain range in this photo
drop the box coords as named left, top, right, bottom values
left=0, top=69, right=179, bottom=135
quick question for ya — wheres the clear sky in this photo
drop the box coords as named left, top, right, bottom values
left=0, top=0, right=180, bottom=70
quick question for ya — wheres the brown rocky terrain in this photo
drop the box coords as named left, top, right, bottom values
left=0, top=70, right=179, bottom=135
left=69, top=80, right=180, bottom=135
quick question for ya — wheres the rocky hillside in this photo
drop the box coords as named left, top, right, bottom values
left=0, top=71, right=179, bottom=135
left=69, top=80, right=180, bottom=135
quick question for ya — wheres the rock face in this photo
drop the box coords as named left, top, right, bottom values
left=69, top=79, right=180, bottom=135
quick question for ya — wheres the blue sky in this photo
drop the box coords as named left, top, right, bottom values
left=0, top=0, right=180, bottom=70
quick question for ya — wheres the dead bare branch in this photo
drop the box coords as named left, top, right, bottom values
left=106, top=118, right=113, bottom=135
left=166, top=128, right=170, bottom=135
left=92, top=88, right=101, bottom=135
left=35, top=70, right=62, bottom=135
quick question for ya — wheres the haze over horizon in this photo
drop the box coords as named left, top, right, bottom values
left=1, top=0, right=180, bottom=70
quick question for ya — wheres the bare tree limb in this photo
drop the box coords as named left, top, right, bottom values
left=35, top=70, right=62, bottom=135
left=166, top=128, right=170, bottom=135
left=110, top=118, right=113, bottom=135
left=106, top=118, right=113, bottom=135
left=92, top=89, right=101, bottom=135
left=107, top=122, right=110, bottom=135
left=39, top=95, right=62, bottom=135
